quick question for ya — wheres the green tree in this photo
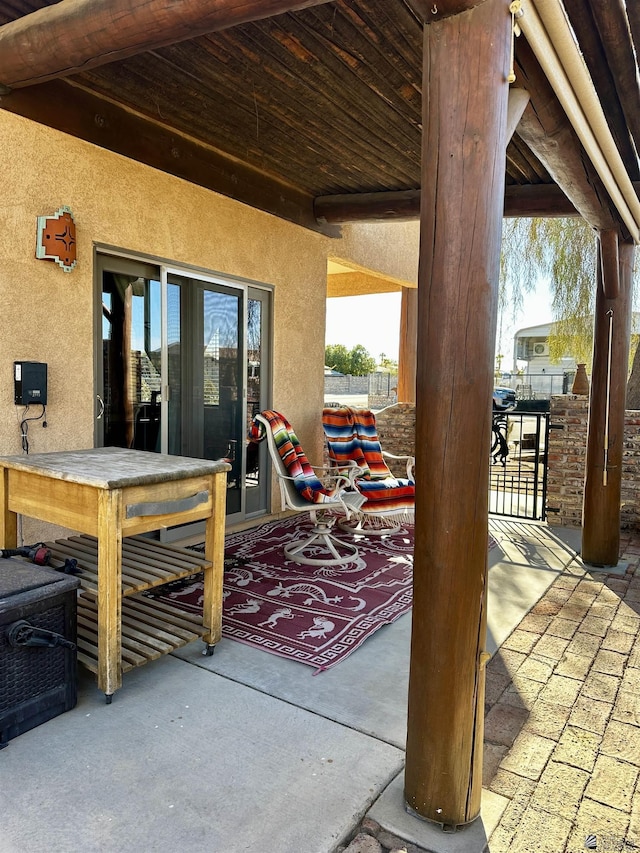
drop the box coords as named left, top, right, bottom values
left=349, top=344, right=377, bottom=376
left=325, top=343, right=376, bottom=376
left=325, top=343, right=351, bottom=375
left=500, top=217, right=639, bottom=389
left=379, top=352, right=398, bottom=372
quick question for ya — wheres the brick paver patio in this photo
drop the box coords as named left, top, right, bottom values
left=484, top=532, right=640, bottom=853
left=341, top=530, right=640, bottom=853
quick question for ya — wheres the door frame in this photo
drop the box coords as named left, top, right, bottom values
left=94, top=246, right=273, bottom=525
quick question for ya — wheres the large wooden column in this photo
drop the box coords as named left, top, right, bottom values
left=404, top=0, right=511, bottom=827
left=582, top=236, right=635, bottom=566
left=398, top=287, right=418, bottom=403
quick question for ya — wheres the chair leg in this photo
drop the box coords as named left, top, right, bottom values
left=284, top=515, right=359, bottom=566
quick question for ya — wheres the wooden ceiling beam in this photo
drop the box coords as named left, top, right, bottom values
left=628, top=0, right=640, bottom=61
left=0, top=79, right=339, bottom=237
left=503, top=183, right=579, bottom=218
left=584, top=0, right=640, bottom=177
left=315, top=190, right=420, bottom=223
left=0, top=0, right=337, bottom=91
left=314, top=182, right=584, bottom=223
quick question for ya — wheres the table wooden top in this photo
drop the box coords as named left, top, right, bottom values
left=0, top=447, right=231, bottom=489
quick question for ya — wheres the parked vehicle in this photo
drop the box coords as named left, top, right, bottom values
left=493, top=386, right=517, bottom=412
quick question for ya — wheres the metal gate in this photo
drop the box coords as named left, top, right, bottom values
left=489, top=411, right=550, bottom=520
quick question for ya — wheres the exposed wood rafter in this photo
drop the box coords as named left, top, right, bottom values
left=314, top=183, right=585, bottom=223
left=0, top=0, right=337, bottom=91
left=563, top=0, right=640, bottom=181
left=0, top=79, right=339, bottom=236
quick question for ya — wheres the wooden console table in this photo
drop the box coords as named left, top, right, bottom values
left=0, top=448, right=230, bottom=701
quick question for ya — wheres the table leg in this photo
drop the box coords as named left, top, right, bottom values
left=201, top=471, right=226, bottom=654
left=97, top=489, right=123, bottom=700
left=0, top=467, right=18, bottom=549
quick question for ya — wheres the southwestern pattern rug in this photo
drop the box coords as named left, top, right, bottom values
left=150, top=515, right=415, bottom=673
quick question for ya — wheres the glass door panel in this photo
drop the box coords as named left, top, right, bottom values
left=166, top=280, right=182, bottom=456
left=245, top=289, right=270, bottom=516
left=167, top=273, right=244, bottom=518
left=100, top=261, right=162, bottom=452
left=98, top=254, right=270, bottom=524
left=201, top=285, right=243, bottom=516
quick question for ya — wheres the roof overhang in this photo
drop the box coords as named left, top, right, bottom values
left=0, top=0, right=637, bottom=240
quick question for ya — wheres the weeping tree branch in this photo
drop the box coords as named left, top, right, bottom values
left=499, top=217, right=638, bottom=370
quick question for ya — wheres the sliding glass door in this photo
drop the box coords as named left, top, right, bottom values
left=96, top=253, right=270, bottom=523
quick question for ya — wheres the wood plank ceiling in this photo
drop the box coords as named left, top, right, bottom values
left=0, top=0, right=638, bottom=237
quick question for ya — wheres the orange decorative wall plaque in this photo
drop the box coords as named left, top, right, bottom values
left=35, top=206, right=77, bottom=272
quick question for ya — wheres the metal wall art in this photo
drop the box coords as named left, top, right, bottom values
left=35, top=206, right=77, bottom=272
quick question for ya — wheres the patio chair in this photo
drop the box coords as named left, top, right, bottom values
left=322, top=406, right=415, bottom=535
left=250, top=411, right=365, bottom=566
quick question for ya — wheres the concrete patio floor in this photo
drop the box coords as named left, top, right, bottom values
left=3, top=518, right=638, bottom=853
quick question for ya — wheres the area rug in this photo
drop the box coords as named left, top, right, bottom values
left=150, top=515, right=415, bottom=673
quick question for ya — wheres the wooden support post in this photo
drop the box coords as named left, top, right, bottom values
left=404, top=0, right=510, bottom=827
left=397, top=287, right=418, bottom=403
left=97, top=488, right=123, bottom=698
left=600, top=230, right=620, bottom=299
left=202, top=471, right=228, bottom=646
left=582, top=238, right=634, bottom=567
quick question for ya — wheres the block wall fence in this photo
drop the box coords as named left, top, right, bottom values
left=545, top=396, right=640, bottom=530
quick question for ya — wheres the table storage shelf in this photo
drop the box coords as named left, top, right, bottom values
left=45, top=534, right=211, bottom=675
left=76, top=591, right=206, bottom=675
left=46, top=535, right=210, bottom=597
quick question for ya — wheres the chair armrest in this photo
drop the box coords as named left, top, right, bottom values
left=323, top=459, right=365, bottom=487
left=273, top=466, right=353, bottom=492
left=309, top=463, right=353, bottom=484
left=381, top=451, right=416, bottom=481
left=326, top=459, right=359, bottom=470
left=272, top=467, right=364, bottom=517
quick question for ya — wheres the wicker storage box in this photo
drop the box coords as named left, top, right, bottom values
left=0, top=558, right=80, bottom=747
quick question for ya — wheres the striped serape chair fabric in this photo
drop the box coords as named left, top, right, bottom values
left=322, top=406, right=415, bottom=528
left=250, top=409, right=343, bottom=504
left=249, top=410, right=365, bottom=565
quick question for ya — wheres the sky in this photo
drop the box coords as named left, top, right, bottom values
left=497, top=277, right=554, bottom=369
left=325, top=279, right=554, bottom=367
left=325, top=292, right=402, bottom=363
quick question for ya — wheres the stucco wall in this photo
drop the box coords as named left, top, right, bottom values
left=327, top=221, right=419, bottom=288
left=0, top=111, right=328, bottom=535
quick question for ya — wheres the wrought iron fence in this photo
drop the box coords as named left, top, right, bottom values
left=489, top=411, right=550, bottom=520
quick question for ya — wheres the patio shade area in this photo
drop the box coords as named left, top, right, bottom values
left=0, top=1, right=638, bottom=235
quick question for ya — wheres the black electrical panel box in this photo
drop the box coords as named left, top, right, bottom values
left=14, top=361, right=48, bottom=406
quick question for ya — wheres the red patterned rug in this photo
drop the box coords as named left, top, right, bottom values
left=150, top=515, right=415, bottom=673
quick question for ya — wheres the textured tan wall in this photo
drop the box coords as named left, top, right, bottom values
left=326, top=221, right=419, bottom=288
left=0, top=111, right=328, bottom=533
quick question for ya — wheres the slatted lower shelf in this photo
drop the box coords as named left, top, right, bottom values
left=46, top=534, right=210, bottom=597
left=45, top=534, right=213, bottom=677
left=77, top=592, right=206, bottom=674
